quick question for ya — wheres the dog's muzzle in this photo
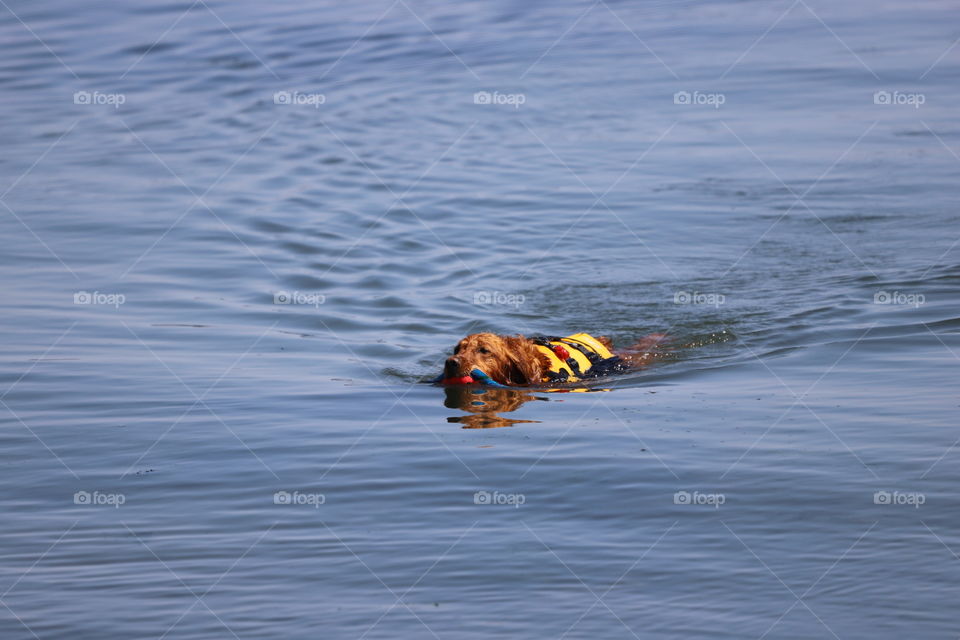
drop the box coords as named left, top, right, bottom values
left=442, top=358, right=474, bottom=385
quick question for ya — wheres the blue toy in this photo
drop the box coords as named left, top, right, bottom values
left=468, top=369, right=509, bottom=388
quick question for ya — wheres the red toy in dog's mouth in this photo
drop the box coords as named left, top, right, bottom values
left=441, top=375, right=475, bottom=385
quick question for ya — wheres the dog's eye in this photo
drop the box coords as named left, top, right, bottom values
left=478, top=347, right=490, bottom=354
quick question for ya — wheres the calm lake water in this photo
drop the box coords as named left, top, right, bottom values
left=1, top=0, right=958, bottom=638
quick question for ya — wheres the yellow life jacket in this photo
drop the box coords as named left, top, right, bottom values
left=532, top=333, right=619, bottom=383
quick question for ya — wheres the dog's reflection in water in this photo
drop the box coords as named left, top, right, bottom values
left=444, top=387, right=547, bottom=429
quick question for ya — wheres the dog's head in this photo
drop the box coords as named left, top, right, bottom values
left=443, top=333, right=550, bottom=386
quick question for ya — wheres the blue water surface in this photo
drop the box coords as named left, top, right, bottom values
left=1, top=0, right=959, bottom=638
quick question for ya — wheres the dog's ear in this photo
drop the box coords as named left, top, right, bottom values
left=502, top=336, right=549, bottom=385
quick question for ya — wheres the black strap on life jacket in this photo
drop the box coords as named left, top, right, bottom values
left=544, top=369, right=569, bottom=383
left=565, top=355, right=583, bottom=377
left=587, top=356, right=628, bottom=377
left=559, top=338, right=604, bottom=366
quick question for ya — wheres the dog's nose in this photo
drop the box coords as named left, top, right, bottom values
left=444, top=357, right=459, bottom=375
